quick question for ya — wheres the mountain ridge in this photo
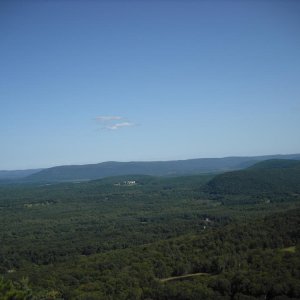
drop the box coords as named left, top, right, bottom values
left=0, top=169, right=43, bottom=180
left=16, top=153, right=300, bottom=182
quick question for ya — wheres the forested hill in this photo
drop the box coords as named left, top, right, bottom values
left=205, top=159, right=300, bottom=197
left=21, top=154, right=300, bottom=182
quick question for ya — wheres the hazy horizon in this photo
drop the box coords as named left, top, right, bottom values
left=1, top=152, right=300, bottom=171
left=1, top=1, right=300, bottom=170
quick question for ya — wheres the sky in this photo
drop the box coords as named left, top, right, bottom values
left=1, top=0, right=300, bottom=170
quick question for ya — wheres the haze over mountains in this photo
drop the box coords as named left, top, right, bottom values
left=1, top=153, right=300, bottom=183
left=0, top=169, right=43, bottom=180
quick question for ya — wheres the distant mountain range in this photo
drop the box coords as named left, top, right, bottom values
left=1, top=153, right=300, bottom=183
left=0, top=169, right=43, bottom=180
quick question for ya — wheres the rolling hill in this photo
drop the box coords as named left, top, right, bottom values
left=205, top=159, right=300, bottom=198
left=0, top=169, right=43, bottom=180
left=19, top=154, right=300, bottom=182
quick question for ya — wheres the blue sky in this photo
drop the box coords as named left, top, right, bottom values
left=1, top=0, right=300, bottom=170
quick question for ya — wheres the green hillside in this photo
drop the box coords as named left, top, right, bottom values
left=205, top=159, right=300, bottom=204
left=248, top=159, right=300, bottom=170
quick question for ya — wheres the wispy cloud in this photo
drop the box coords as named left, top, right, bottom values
left=95, top=115, right=136, bottom=131
left=96, top=115, right=123, bottom=122
left=105, top=122, right=135, bottom=130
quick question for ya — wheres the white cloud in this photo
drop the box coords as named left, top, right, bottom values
left=105, top=122, right=135, bottom=130
left=96, top=116, right=123, bottom=122
left=95, top=115, right=136, bottom=131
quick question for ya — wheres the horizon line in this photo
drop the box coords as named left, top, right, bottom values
left=1, top=152, right=300, bottom=171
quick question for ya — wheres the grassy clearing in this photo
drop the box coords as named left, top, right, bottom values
left=281, top=246, right=296, bottom=253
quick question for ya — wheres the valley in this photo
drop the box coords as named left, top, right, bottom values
left=0, top=160, right=299, bottom=299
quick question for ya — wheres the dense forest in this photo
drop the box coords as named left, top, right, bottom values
left=205, top=159, right=300, bottom=205
left=0, top=160, right=300, bottom=299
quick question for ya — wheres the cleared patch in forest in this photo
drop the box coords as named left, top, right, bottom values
left=159, top=272, right=210, bottom=282
left=281, top=246, right=296, bottom=253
